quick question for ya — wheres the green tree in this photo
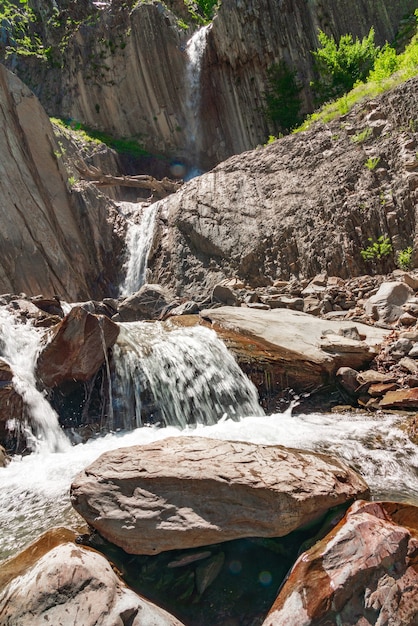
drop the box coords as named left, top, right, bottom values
left=311, top=28, right=380, bottom=103
left=264, top=61, right=302, bottom=133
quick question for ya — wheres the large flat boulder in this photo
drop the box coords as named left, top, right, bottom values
left=0, top=541, right=185, bottom=626
left=200, top=307, right=388, bottom=391
left=263, top=500, right=418, bottom=626
left=70, top=436, right=369, bottom=555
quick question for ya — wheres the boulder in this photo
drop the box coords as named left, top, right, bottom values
left=262, top=500, right=418, bottom=626
left=364, top=281, right=412, bottom=323
left=36, top=306, right=120, bottom=387
left=199, top=307, right=388, bottom=392
left=70, top=436, right=369, bottom=555
left=117, top=284, right=172, bottom=322
left=0, top=541, right=185, bottom=626
left=0, top=359, right=25, bottom=452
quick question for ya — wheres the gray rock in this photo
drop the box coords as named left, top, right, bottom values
left=0, top=542, right=185, bottom=625
left=118, top=284, right=172, bottom=321
left=364, top=281, right=412, bottom=323
left=70, top=436, right=369, bottom=555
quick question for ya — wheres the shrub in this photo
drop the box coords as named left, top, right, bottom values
left=311, top=28, right=380, bottom=104
left=396, top=247, right=414, bottom=270
left=364, top=156, right=381, bottom=170
left=360, top=236, right=392, bottom=263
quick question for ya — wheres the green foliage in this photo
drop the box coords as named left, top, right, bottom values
left=264, top=61, right=302, bottom=133
left=396, top=247, right=414, bottom=270
left=296, top=10, right=418, bottom=133
left=311, top=28, right=380, bottom=103
left=364, top=156, right=380, bottom=170
left=351, top=127, right=372, bottom=143
left=185, top=0, right=220, bottom=23
left=360, top=236, right=392, bottom=263
left=367, top=43, right=400, bottom=82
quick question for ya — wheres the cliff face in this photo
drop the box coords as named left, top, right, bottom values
left=148, top=77, right=418, bottom=296
left=2, top=0, right=416, bottom=171
left=0, top=64, right=123, bottom=300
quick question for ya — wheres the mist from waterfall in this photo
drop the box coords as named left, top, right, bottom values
left=0, top=309, right=69, bottom=453
left=119, top=201, right=159, bottom=297
left=111, top=321, right=264, bottom=430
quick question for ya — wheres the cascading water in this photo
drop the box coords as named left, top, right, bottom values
left=185, top=25, right=210, bottom=177
left=119, top=200, right=159, bottom=296
left=0, top=309, right=69, bottom=454
left=111, top=321, right=264, bottom=430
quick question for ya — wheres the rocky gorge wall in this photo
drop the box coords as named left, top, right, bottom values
left=0, top=64, right=124, bottom=300
left=2, top=0, right=416, bottom=171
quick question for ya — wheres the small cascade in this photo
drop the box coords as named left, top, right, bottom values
left=119, top=201, right=159, bottom=297
left=185, top=25, right=210, bottom=175
left=111, top=322, right=264, bottom=429
left=0, top=309, right=69, bottom=453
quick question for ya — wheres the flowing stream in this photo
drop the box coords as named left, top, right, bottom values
left=0, top=311, right=418, bottom=563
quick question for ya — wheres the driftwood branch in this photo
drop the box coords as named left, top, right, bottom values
left=75, top=163, right=183, bottom=198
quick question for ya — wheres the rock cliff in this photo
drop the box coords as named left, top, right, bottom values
left=0, top=63, right=124, bottom=300
left=148, top=76, right=418, bottom=295
left=2, top=0, right=416, bottom=170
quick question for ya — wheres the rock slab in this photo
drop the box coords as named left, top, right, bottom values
left=0, top=541, right=185, bottom=626
left=263, top=500, right=418, bottom=626
left=70, top=436, right=369, bottom=555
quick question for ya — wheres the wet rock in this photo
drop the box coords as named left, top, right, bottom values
left=379, top=387, right=418, bottom=409
left=117, top=284, right=172, bottom=321
left=71, top=436, right=369, bottom=555
left=336, top=367, right=361, bottom=396
left=166, top=301, right=200, bottom=317
left=0, top=542, right=185, bottom=626
left=36, top=306, right=120, bottom=387
left=263, top=500, right=418, bottom=626
left=0, top=359, right=25, bottom=452
left=364, top=281, right=412, bottom=323
left=0, top=444, right=9, bottom=467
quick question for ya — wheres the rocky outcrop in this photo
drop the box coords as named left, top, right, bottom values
left=2, top=0, right=415, bottom=169
left=0, top=63, right=124, bottom=300
left=36, top=306, right=119, bottom=387
left=70, top=436, right=369, bottom=555
left=263, top=500, right=418, bottom=626
left=149, top=78, right=418, bottom=293
left=0, top=541, right=186, bottom=626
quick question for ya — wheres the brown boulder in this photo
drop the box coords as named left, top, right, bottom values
left=263, top=500, right=418, bottom=626
left=36, top=306, right=119, bottom=387
left=70, top=436, right=369, bottom=555
left=0, top=359, right=25, bottom=451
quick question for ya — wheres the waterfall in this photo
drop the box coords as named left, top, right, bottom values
left=111, top=321, right=264, bottom=430
left=119, top=201, right=159, bottom=297
left=0, top=309, right=69, bottom=453
left=185, top=25, right=210, bottom=175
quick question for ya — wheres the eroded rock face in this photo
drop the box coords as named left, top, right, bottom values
left=70, top=436, right=369, bottom=555
left=36, top=306, right=120, bottom=387
left=149, top=78, right=418, bottom=294
left=0, top=64, right=124, bottom=300
left=263, top=500, right=418, bottom=626
left=0, top=541, right=185, bottom=626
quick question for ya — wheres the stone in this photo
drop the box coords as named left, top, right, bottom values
left=368, top=382, right=400, bottom=397
left=200, top=307, right=388, bottom=392
left=379, top=387, right=418, bottom=409
left=212, top=281, right=239, bottom=306
left=118, top=284, right=171, bottom=322
left=409, top=343, right=418, bottom=358
left=336, top=367, right=361, bottom=396
left=364, top=281, right=412, bottom=323
left=386, top=337, right=414, bottom=359
left=263, top=500, right=418, bottom=626
left=70, top=436, right=369, bottom=555
left=399, top=357, right=418, bottom=374
left=400, top=311, right=418, bottom=326
left=0, top=444, right=9, bottom=467
left=36, top=306, right=120, bottom=387
left=166, top=301, right=200, bottom=317
left=0, top=542, right=185, bottom=626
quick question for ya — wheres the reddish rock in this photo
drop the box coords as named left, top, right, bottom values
left=263, top=500, right=418, bottom=626
left=379, top=387, right=418, bottom=409
left=36, top=306, right=119, bottom=387
left=368, top=381, right=399, bottom=397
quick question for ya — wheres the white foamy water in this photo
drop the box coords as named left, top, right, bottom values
left=119, top=201, right=160, bottom=296
left=1, top=410, right=417, bottom=562
left=111, top=321, right=264, bottom=429
left=0, top=309, right=69, bottom=453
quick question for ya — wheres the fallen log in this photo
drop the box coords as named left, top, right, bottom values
left=74, top=162, right=183, bottom=198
